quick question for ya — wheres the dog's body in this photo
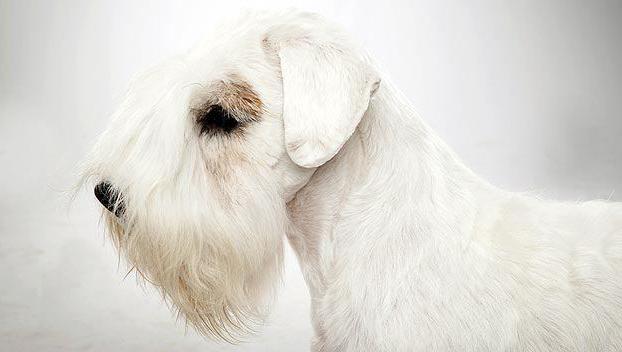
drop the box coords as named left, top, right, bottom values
left=83, top=10, right=622, bottom=351
left=289, top=82, right=622, bottom=351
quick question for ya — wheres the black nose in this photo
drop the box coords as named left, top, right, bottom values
left=94, top=182, right=124, bottom=217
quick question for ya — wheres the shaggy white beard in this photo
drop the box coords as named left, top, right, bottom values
left=94, top=166, right=287, bottom=342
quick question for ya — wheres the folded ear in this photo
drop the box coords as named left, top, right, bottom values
left=276, top=39, right=380, bottom=168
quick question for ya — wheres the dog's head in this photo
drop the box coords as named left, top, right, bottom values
left=81, top=10, right=379, bottom=341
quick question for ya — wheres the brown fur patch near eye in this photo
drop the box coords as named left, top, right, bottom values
left=217, top=75, right=263, bottom=121
left=189, top=75, right=264, bottom=129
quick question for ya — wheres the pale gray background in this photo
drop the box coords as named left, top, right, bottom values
left=1, top=0, right=621, bottom=351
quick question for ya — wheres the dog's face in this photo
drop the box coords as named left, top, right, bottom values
left=82, top=11, right=379, bottom=340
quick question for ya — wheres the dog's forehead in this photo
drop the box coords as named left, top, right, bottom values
left=186, top=15, right=271, bottom=67
left=175, top=27, right=272, bottom=100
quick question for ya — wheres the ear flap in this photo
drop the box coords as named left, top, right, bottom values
left=277, top=40, right=380, bottom=168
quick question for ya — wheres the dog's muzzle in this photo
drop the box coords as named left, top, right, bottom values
left=94, top=182, right=124, bottom=217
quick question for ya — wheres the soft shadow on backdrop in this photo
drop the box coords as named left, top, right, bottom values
left=1, top=1, right=621, bottom=351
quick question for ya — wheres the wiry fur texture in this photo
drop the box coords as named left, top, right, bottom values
left=83, top=10, right=622, bottom=351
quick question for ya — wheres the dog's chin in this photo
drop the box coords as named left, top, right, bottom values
left=102, top=190, right=287, bottom=342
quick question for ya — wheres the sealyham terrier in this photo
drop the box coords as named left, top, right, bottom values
left=82, top=10, right=622, bottom=351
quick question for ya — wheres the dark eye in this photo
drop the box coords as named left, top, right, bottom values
left=196, top=105, right=239, bottom=135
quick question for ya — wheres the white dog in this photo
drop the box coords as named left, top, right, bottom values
left=82, top=10, right=622, bottom=351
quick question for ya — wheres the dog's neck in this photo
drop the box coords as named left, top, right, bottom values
left=286, top=81, right=496, bottom=296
